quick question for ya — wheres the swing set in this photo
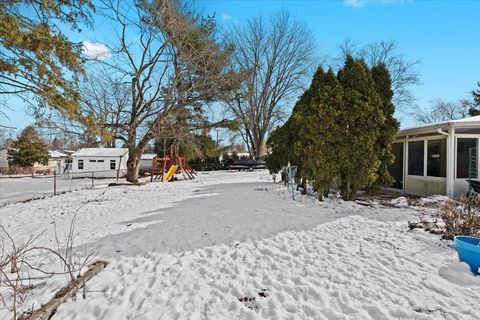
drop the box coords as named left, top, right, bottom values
left=150, top=144, right=196, bottom=182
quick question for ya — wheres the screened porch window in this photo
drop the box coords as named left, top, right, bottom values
left=427, top=139, right=446, bottom=177
left=408, top=141, right=424, bottom=176
left=457, top=138, right=478, bottom=179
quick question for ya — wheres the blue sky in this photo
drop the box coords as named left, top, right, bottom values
left=2, top=0, right=479, bottom=132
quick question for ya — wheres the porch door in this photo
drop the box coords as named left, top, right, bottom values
left=389, top=142, right=404, bottom=189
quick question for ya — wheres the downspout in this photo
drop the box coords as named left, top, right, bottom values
left=437, top=127, right=453, bottom=197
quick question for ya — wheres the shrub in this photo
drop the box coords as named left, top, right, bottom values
left=440, top=195, right=480, bottom=240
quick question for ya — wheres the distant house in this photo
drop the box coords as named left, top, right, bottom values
left=34, top=150, right=70, bottom=173
left=388, top=115, right=480, bottom=197
left=70, top=148, right=129, bottom=177
left=140, top=153, right=156, bottom=172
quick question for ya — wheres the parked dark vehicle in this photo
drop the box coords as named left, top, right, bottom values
left=230, top=159, right=266, bottom=171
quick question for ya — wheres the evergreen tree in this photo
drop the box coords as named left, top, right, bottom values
left=8, top=126, right=48, bottom=168
left=336, top=56, right=385, bottom=200
left=302, top=68, right=344, bottom=200
left=265, top=118, right=296, bottom=174
left=371, top=63, right=400, bottom=187
left=290, top=68, right=323, bottom=187
left=0, top=1, right=94, bottom=116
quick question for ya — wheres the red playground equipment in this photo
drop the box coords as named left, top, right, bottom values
left=151, top=144, right=195, bottom=182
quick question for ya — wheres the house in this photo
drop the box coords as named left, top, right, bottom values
left=388, top=115, right=480, bottom=197
left=33, top=150, right=70, bottom=173
left=70, top=148, right=129, bottom=177
left=139, top=153, right=156, bottom=172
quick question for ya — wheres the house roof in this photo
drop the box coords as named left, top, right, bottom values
left=48, top=150, right=69, bottom=158
left=141, top=153, right=157, bottom=160
left=398, top=115, right=480, bottom=135
left=71, top=148, right=129, bottom=157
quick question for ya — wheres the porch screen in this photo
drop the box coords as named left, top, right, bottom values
left=457, top=138, right=478, bottom=179
left=427, top=139, right=446, bottom=177
left=408, top=141, right=424, bottom=176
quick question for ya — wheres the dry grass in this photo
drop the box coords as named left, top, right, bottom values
left=440, top=194, right=480, bottom=240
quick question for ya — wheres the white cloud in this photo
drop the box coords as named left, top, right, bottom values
left=82, top=41, right=111, bottom=60
left=344, top=0, right=364, bottom=7
left=221, top=13, right=238, bottom=24
left=343, top=0, right=412, bottom=8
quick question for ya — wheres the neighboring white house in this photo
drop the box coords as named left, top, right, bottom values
left=32, top=150, right=70, bottom=173
left=140, top=153, right=156, bottom=171
left=388, top=115, right=480, bottom=197
left=70, top=148, right=129, bottom=177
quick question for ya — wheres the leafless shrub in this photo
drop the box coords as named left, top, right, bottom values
left=0, top=226, right=40, bottom=319
left=440, top=195, right=480, bottom=240
left=0, top=206, right=96, bottom=318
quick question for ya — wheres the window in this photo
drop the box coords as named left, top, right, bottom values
left=89, top=159, right=97, bottom=163
left=78, top=159, right=84, bottom=170
left=110, top=160, right=116, bottom=170
left=408, top=141, right=424, bottom=176
left=457, top=138, right=478, bottom=179
left=97, top=160, right=104, bottom=163
left=427, top=139, right=446, bottom=177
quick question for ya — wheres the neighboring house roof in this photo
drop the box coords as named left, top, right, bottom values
left=398, top=115, right=480, bottom=136
left=62, top=150, right=77, bottom=156
left=48, top=150, right=69, bottom=158
left=141, top=153, right=157, bottom=160
left=71, top=148, right=129, bottom=157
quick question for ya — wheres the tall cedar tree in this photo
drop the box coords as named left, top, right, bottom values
left=302, top=68, right=343, bottom=200
left=371, top=64, right=400, bottom=187
left=290, top=69, right=322, bottom=186
left=8, top=126, right=48, bottom=168
left=265, top=118, right=296, bottom=174
left=336, top=56, right=385, bottom=200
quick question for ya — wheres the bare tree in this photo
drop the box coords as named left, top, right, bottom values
left=92, top=0, right=237, bottom=183
left=339, top=39, right=421, bottom=109
left=411, top=98, right=470, bottom=124
left=35, top=71, right=132, bottom=148
left=225, top=10, right=315, bottom=158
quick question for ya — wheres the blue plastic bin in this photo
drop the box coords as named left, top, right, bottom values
left=454, top=236, right=480, bottom=275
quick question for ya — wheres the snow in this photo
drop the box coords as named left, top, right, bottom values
left=141, top=153, right=157, bottom=160
left=1, top=171, right=479, bottom=320
left=71, top=148, right=129, bottom=157
left=0, top=176, right=131, bottom=206
left=48, top=150, right=69, bottom=158
left=400, top=115, right=480, bottom=131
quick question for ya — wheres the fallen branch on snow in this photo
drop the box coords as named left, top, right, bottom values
left=18, top=260, right=108, bottom=320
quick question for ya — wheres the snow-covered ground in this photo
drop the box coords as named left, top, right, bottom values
left=0, top=175, right=138, bottom=206
left=1, top=171, right=479, bottom=320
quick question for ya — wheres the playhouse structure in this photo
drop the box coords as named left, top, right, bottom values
left=150, top=145, right=195, bottom=182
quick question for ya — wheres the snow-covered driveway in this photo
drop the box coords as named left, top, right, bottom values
left=1, top=171, right=479, bottom=320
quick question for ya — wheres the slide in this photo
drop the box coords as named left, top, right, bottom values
left=163, top=165, right=177, bottom=182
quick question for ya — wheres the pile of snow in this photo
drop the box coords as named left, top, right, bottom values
left=388, top=196, right=410, bottom=207
left=419, top=195, right=451, bottom=205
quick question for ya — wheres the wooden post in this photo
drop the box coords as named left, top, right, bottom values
left=161, top=138, right=166, bottom=182
left=53, top=171, right=57, bottom=196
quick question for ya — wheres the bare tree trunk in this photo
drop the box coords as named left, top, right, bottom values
left=126, top=148, right=142, bottom=183
left=301, top=177, right=307, bottom=195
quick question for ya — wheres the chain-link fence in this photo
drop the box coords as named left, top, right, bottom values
left=0, top=169, right=128, bottom=206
